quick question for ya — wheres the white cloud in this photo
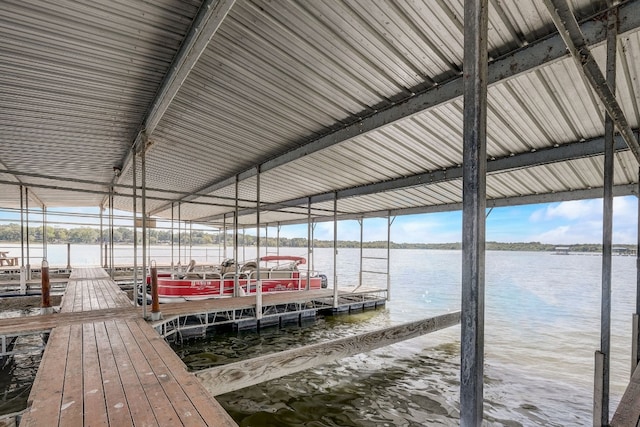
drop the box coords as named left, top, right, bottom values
left=528, top=197, right=638, bottom=244
left=530, top=199, right=602, bottom=222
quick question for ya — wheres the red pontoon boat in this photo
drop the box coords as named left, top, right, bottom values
left=146, top=255, right=327, bottom=303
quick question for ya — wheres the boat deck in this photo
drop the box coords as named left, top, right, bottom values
left=18, top=267, right=236, bottom=426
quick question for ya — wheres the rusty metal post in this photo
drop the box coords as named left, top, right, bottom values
left=150, top=261, right=161, bottom=321
left=41, top=259, right=53, bottom=315
left=66, top=243, right=71, bottom=270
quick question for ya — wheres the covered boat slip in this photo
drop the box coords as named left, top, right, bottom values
left=17, top=267, right=237, bottom=427
left=3, top=0, right=640, bottom=425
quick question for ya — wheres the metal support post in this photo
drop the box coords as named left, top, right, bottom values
left=20, top=185, right=24, bottom=267
left=19, top=186, right=26, bottom=294
left=388, top=214, right=394, bottom=301
left=359, top=218, right=363, bottom=289
left=636, top=166, right=640, bottom=374
left=595, top=9, right=617, bottom=426
left=333, top=192, right=338, bottom=308
left=178, top=203, right=182, bottom=266
left=141, top=135, right=148, bottom=319
left=25, top=189, right=30, bottom=279
left=42, top=206, right=47, bottom=261
left=171, top=202, right=174, bottom=269
left=234, top=177, right=239, bottom=297
left=277, top=223, right=280, bottom=257
left=461, top=0, right=488, bottom=425
left=222, top=215, right=226, bottom=260
left=109, top=188, right=114, bottom=278
left=307, top=197, right=311, bottom=290
left=66, top=243, right=71, bottom=270
left=133, top=150, right=138, bottom=307
left=256, top=167, right=261, bottom=285
left=311, top=222, right=316, bottom=272
left=100, top=207, right=104, bottom=268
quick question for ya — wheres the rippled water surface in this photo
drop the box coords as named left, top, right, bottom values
left=0, top=245, right=633, bottom=425
left=174, top=248, right=635, bottom=426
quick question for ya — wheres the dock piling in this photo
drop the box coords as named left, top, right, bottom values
left=150, top=263, right=162, bottom=321
left=41, top=259, right=53, bottom=315
left=20, top=266, right=27, bottom=295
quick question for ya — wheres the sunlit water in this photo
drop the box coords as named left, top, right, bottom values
left=0, top=244, right=635, bottom=425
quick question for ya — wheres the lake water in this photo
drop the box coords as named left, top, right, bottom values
left=0, top=244, right=635, bottom=425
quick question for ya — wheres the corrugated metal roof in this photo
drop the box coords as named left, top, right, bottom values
left=1, top=0, right=639, bottom=228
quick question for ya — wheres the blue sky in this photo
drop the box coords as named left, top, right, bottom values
left=277, top=196, right=640, bottom=245
left=2, top=196, right=638, bottom=245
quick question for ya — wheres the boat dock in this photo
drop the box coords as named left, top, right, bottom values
left=0, top=267, right=388, bottom=425
left=11, top=267, right=237, bottom=426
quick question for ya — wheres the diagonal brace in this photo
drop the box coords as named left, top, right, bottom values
left=544, top=0, right=640, bottom=163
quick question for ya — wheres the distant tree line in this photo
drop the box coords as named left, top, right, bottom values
left=0, top=224, right=632, bottom=252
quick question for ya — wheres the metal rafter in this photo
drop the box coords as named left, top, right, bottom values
left=195, top=133, right=636, bottom=222
left=248, top=184, right=637, bottom=227
left=544, top=0, right=640, bottom=163
left=148, top=0, right=640, bottom=217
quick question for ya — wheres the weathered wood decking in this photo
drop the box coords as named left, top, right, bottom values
left=19, top=267, right=237, bottom=427
left=611, top=362, right=640, bottom=426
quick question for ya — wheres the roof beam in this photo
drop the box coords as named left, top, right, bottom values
left=112, top=0, right=236, bottom=191
left=195, top=132, right=636, bottom=222
left=0, top=159, right=46, bottom=208
left=544, top=0, right=640, bottom=163
left=149, top=0, right=640, bottom=216
left=255, top=184, right=638, bottom=227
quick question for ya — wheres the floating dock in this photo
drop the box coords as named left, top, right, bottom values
left=0, top=267, right=388, bottom=425
left=12, top=268, right=237, bottom=426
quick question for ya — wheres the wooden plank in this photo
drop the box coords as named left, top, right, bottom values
left=114, top=320, right=183, bottom=427
left=93, top=321, right=134, bottom=426
left=0, top=306, right=140, bottom=335
left=125, top=319, right=209, bottom=427
left=131, top=319, right=238, bottom=426
left=612, top=362, right=640, bottom=425
left=104, top=319, right=158, bottom=426
left=82, top=323, right=108, bottom=427
left=59, top=324, right=84, bottom=426
left=197, top=311, right=461, bottom=396
left=21, top=326, right=71, bottom=426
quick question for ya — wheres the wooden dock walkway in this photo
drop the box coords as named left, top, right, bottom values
left=19, top=267, right=237, bottom=427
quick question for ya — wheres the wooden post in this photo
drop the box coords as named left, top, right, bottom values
left=150, top=262, right=161, bottom=321
left=41, top=259, right=53, bottom=315
left=66, top=242, right=71, bottom=270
